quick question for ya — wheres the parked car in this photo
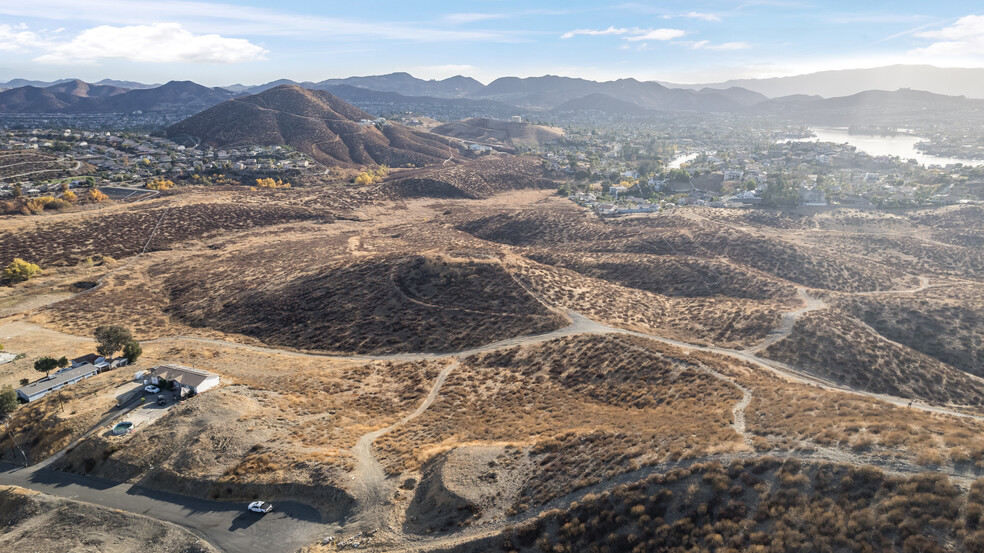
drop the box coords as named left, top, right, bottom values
left=144, top=385, right=160, bottom=394
left=156, top=394, right=167, bottom=406
left=248, top=501, right=274, bottom=513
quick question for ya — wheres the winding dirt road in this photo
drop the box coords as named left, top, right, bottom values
left=5, top=247, right=982, bottom=552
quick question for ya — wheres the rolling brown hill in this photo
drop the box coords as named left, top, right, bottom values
left=385, top=156, right=556, bottom=199
left=430, top=117, right=563, bottom=147
left=165, top=85, right=462, bottom=168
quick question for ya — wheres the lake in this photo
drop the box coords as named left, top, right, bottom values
left=794, top=127, right=984, bottom=167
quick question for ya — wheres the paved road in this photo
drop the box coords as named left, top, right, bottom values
left=0, top=462, right=331, bottom=553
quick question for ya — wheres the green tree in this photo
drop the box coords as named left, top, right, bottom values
left=762, top=172, right=801, bottom=208
left=123, top=340, right=143, bottom=363
left=94, top=325, right=133, bottom=358
left=56, top=356, right=69, bottom=368
left=0, top=386, right=17, bottom=417
left=3, top=258, right=42, bottom=284
left=34, top=356, right=58, bottom=377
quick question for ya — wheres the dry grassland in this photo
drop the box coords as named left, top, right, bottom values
left=376, top=335, right=745, bottom=513
left=690, top=350, right=984, bottom=468
left=761, top=310, right=984, bottom=405
left=484, top=459, right=978, bottom=553
left=507, top=257, right=787, bottom=348
left=828, top=286, right=984, bottom=376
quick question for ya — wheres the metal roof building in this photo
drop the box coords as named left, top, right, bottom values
left=16, top=363, right=100, bottom=403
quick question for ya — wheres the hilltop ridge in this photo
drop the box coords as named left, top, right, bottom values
left=165, top=85, right=464, bottom=168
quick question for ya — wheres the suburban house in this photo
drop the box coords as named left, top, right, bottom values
left=146, top=364, right=221, bottom=395
left=16, top=363, right=100, bottom=402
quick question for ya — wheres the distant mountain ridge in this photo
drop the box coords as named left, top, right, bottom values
left=0, top=80, right=127, bottom=113
left=244, top=72, right=486, bottom=98
left=551, top=93, right=652, bottom=115
left=3, top=68, right=983, bottom=126
left=235, top=73, right=764, bottom=112
left=663, top=65, right=984, bottom=99
left=750, top=87, right=984, bottom=125
left=468, top=75, right=766, bottom=111
left=319, top=84, right=516, bottom=114
left=0, top=78, right=158, bottom=90
left=0, top=80, right=236, bottom=114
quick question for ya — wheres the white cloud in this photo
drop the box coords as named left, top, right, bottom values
left=684, top=12, right=722, bottom=22
left=0, top=24, right=44, bottom=52
left=689, top=40, right=751, bottom=51
left=444, top=13, right=505, bottom=24
left=0, top=0, right=516, bottom=42
left=561, top=26, right=685, bottom=42
left=34, top=23, right=267, bottom=64
left=560, top=26, right=630, bottom=39
left=910, top=15, right=984, bottom=59
left=914, top=15, right=984, bottom=40
left=624, top=28, right=687, bottom=41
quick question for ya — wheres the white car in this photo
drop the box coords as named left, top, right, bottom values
left=248, top=501, right=274, bottom=514
left=144, top=385, right=160, bottom=394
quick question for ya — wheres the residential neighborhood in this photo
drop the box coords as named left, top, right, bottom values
left=545, top=116, right=984, bottom=216
left=0, top=127, right=321, bottom=198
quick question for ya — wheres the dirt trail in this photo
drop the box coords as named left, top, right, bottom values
left=745, top=286, right=825, bottom=354
left=618, top=338, right=752, bottom=443
left=854, top=275, right=933, bottom=296
left=389, top=442, right=984, bottom=553
left=144, top=312, right=608, bottom=363
left=18, top=269, right=973, bottom=427
left=8, top=243, right=983, bottom=551
left=348, top=360, right=460, bottom=532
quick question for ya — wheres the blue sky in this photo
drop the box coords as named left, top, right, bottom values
left=1, top=0, right=983, bottom=86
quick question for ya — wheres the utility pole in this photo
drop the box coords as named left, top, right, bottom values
left=3, top=415, right=27, bottom=466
